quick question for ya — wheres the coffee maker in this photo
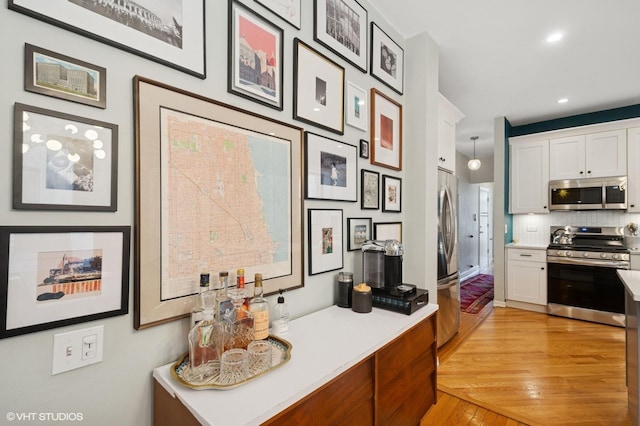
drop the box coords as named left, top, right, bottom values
left=362, top=240, right=415, bottom=296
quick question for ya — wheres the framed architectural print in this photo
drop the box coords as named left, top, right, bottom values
left=24, top=43, right=106, bottom=109
left=255, top=0, right=301, bottom=29
left=370, top=88, right=403, bottom=171
left=347, top=217, right=371, bottom=251
left=293, top=38, right=345, bottom=135
left=314, top=0, right=368, bottom=72
left=308, top=209, right=344, bottom=275
left=9, top=0, right=206, bottom=78
left=305, top=132, right=358, bottom=202
left=134, top=76, right=304, bottom=329
left=346, top=81, right=368, bottom=131
left=228, top=0, right=284, bottom=110
left=13, top=103, right=118, bottom=211
left=373, top=221, right=402, bottom=242
left=382, top=175, right=401, bottom=212
left=370, top=22, right=404, bottom=94
left=360, top=169, right=379, bottom=210
left=0, top=226, right=130, bottom=339
left=359, top=139, right=369, bottom=158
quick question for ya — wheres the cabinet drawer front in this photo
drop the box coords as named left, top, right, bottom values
left=507, top=248, right=546, bottom=262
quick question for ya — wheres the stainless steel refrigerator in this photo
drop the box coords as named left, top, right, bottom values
left=437, top=169, right=460, bottom=348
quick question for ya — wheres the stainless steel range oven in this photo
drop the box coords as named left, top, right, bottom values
left=546, top=226, right=628, bottom=327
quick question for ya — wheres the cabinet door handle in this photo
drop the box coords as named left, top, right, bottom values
left=519, top=254, right=532, bottom=257
left=587, top=170, right=591, bottom=174
left=543, top=205, right=547, bottom=209
left=579, top=171, right=584, bottom=174
left=540, top=267, right=545, bottom=270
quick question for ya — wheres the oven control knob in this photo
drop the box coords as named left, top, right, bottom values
left=600, top=253, right=608, bottom=259
left=565, top=251, right=572, bottom=257
left=582, top=252, right=589, bottom=258
left=612, top=254, right=620, bottom=260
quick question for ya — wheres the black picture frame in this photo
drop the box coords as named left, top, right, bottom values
left=228, top=0, right=284, bottom=110
left=293, top=38, right=345, bottom=135
left=13, top=103, right=118, bottom=211
left=359, top=139, right=369, bottom=158
left=373, top=221, right=402, bottom=242
left=0, top=226, right=130, bottom=339
left=24, top=43, right=107, bottom=109
left=308, top=209, right=344, bottom=275
left=305, top=132, right=358, bottom=202
left=370, top=22, right=404, bottom=95
left=382, top=174, right=402, bottom=213
left=347, top=217, right=372, bottom=251
left=255, top=0, right=301, bottom=29
left=360, top=169, right=379, bottom=210
left=313, top=0, right=368, bottom=72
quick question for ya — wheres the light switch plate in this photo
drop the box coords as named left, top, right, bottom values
left=52, top=325, right=104, bottom=375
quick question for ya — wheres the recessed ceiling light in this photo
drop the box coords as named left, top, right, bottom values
left=546, top=32, right=563, bottom=43
left=558, top=98, right=569, bottom=104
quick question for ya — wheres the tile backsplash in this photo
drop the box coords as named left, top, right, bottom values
left=512, top=211, right=640, bottom=245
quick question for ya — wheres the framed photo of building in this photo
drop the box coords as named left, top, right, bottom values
left=305, top=132, right=358, bottom=202
left=293, top=38, right=345, bottom=135
left=228, top=0, right=284, bottom=110
left=382, top=174, right=401, bottom=212
left=373, top=221, right=402, bottom=242
left=346, top=81, right=368, bottom=131
left=308, top=209, right=344, bottom=275
left=370, top=88, right=402, bottom=171
left=134, top=76, right=304, bottom=329
left=255, top=0, right=301, bottom=29
left=360, top=169, right=379, bottom=210
left=314, top=0, right=368, bottom=72
left=24, top=44, right=107, bottom=109
left=13, top=103, right=118, bottom=211
left=370, top=22, right=404, bottom=94
left=9, top=0, right=206, bottom=78
left=0, top=226, right=130, bottom=339
left=347, top=217, right=371, bottom=251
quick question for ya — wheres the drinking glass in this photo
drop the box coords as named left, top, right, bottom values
left=219, top=348, right=249, bottom=385
left=247, top=340, right=272, bottom=374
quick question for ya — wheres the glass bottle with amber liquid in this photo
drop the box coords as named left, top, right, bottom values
left=225, top=274, right=255, bottom=350
left=187, top=306, right=223, bottom=383
left=248, top=273, right=269, bottom=340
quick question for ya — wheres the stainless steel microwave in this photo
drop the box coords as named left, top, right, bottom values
left=549, top=176, right=627, bottom=210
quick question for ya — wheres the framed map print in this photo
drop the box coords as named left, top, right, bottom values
left=134, top=76, right=304, bottom=329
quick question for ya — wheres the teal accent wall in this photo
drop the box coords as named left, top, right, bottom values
left=504, top=118, right=513, bottom=244
left=510, top=104, right=640, bottom=137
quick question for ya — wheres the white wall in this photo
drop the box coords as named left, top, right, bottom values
left=0, top=3, right=438, bottom=425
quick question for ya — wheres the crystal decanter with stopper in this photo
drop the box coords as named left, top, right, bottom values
left=225, top=285, right=255, bottom=351
left=187, top=305, right=224, bottom=383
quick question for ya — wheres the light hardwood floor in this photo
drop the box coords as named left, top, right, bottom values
left=422, top=304, right=630, bottom=425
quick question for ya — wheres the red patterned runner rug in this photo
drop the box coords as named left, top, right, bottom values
left=460, top=274, right=494, bottom=314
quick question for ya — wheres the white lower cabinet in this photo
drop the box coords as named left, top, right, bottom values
left=506, top=247, right=547, bottom=306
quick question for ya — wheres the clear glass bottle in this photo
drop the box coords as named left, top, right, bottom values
left=187, top=307, right=223, bottom=383
left=225, top=286, right=255, bottom=351
left=270, top=289, right=289, bottom=335
left=190, top=273, right=214, bottom=329
left=215, top=271, right=234, bottom=324
left=248, top=273, right=270, bottom=340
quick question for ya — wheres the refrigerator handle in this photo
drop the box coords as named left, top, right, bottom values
left=442, top=184, right=457, bottom=262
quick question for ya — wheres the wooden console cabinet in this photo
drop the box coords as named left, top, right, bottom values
left=153, top=305, right=438, bottom=426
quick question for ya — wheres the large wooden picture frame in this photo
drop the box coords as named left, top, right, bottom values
left=134, top=76, right=304, bottom=329
left=13, top=103, right=118, bottom=211
left=0, top=226, right=130, bottom=339
left=370, top=88, right=403, bottom=171
left=9, top=0, right=206, bottom=78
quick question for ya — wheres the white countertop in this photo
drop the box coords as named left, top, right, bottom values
left=505, top=243, right=548, bottom=249
left=153, top=303, right=439, bottom=426
left=618, top=270, right=640, bottom=301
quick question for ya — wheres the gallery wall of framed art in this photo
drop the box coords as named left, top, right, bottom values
left=0, top=1, right=416, bottom=424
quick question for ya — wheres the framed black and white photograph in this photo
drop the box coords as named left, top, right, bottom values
left=314, top=0, right=368, bottom=72
left=228, top=0, right=284, bottom=110
left=24, top=43, right=106, bottom=109
left=13, top=103, right=118, bottom=211
left=374, top=221, right=402, bottom=242
left=346, top=81, right=368, bottom=131
left=370, top=88, right=403, bottom=171
left=293, top=38, right=345, bottom=135
left=359, top=139, right=369, bottom=158
left=382, top=175, right=402, bottom=212
left=255, top=0, right=301, bottom=29
left=0, top=226, right=130, bottom=339
left=360, top=169, right=379, bottom=210
left=305, top=132, right=357, bottom=202
left=347, top=217, right=371, bottom=251
left=370, top=22, right=404, bottom=94
left=9, top=0, right=206, bottom=78
left=308, top=209, right=344, bottom=275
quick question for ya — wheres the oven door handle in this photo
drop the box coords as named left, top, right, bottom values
left=547, top=257, right=629, bottom=269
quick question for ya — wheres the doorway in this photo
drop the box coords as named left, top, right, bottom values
left=479, top=186, right=493, bottom=274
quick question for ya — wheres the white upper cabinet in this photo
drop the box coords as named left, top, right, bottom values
left=509, top=138, right=549, bottom=214
left=437, top=94, right=464, bottom=174
left=628, top=127, right=640, bottom=212
left=549, top=129, right=627, bottom=180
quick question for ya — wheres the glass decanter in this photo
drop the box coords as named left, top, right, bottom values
left=187, top=307, right=224, bottom=383
left=224, top=286, right=255, bottom=351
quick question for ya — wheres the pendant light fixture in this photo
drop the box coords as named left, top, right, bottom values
left=467, top=136, right=481, bottom=171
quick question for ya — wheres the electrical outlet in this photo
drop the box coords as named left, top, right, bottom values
left=527, top=225, right=537, bottom=232
left=52, top=325, right=104, bottom=375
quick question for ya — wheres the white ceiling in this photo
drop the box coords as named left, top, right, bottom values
left=366, top=0, right=640, bottom=159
